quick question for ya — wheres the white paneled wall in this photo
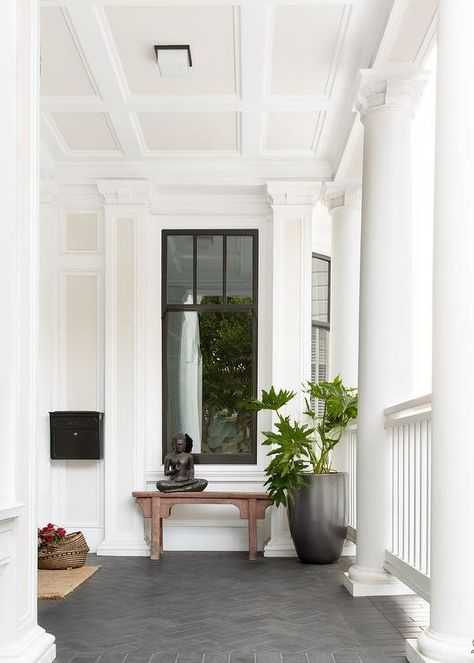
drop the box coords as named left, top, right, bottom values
left=39, top=181, right=330, bottom=555
left=39, top=198, right=105, bottom=550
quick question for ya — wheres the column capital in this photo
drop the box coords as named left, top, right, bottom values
left=266, top=181, right=321, bottom=206
left=40, top=179, right=60, bottom=204
left=322, top=184, right=362, bottom=212
left=355, top=65, right=429, bottom=120
left=97, top=179, right=152, bottom=205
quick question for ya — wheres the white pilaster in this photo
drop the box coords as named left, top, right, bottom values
left=96, top=180, right=151, bottom=556
left=406, top=2, right=474, bottom=661
left=38, top=181, right=60, bottom=527
left=344, top=66, right=427, bottom=596
left=322, top=186, right=361, bottom=473
left=263, top=182, right=320, bottom=557
left=0, top=1, right=55, bottom=660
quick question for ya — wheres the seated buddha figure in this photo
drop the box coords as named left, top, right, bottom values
left=156, top=433, right=208, bottom=493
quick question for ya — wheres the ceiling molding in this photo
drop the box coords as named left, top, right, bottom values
left=97, top=178, right=152, bottom=204
left=266, top=181, right=322, bottom=206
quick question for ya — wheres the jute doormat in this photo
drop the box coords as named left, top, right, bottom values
left=38, top=565, right=101, bottom=600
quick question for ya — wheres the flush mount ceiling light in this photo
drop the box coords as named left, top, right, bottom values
left=154, top=45, right=192, bottom=78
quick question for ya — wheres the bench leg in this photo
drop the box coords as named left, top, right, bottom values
left=248, top=498, right=257, bottom=560
left=151, top=497, right=161, bottom=560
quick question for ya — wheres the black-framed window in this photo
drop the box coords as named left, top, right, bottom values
left=162, top=230, right=258, bottom=465
left=311, top=254, right=330, bottom=414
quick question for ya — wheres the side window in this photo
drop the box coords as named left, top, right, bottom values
left=311, top=254, right=330, bottom=413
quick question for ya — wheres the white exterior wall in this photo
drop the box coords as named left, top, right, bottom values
left=38, top=180, right=331, bottom=554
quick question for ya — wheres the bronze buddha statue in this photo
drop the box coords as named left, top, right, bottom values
left=156, top=433, right=208, bottom=493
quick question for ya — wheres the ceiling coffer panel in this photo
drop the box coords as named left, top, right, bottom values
left=104, top=5, right=236, bottom=96
left=50, top=112, right=120, bottom=152
left=137, top=112, right=238, bottom=152
left=271, top=5, right=346, bottom=96
left=40, top=7, right=96, bottom=96
left=265, top=111, right=320, bottom=151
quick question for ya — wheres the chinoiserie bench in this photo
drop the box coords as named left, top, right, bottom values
left=132, top=491, right=272, bottom=561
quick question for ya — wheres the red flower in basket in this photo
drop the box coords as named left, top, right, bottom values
left=38, top=523, right=67, bottom=548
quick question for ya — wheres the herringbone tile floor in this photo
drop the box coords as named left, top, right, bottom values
left=38, top=553, right=429, bottom=663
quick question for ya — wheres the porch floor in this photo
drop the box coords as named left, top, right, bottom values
left=38, top=553, right=429, bottom=663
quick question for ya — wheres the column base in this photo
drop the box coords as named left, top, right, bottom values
left=406, top=629, right=474, bottom=663
left=96, top=537, right=150, bottom=557
left=0, top=626, right=55, bottom=663
left=343, top=564, right=414, bottom=596
left=263, top=535, right=297, bottom=557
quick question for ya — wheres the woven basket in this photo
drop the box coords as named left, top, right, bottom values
left=38, top=532, right=89, bottom=570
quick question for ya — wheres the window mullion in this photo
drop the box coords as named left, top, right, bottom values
left=223, top=234, right=227, bottom=304
left=193, top=235, right=197, bottom=305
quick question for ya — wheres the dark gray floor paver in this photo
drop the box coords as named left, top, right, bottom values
left=38, top=553, right=428, bottom=662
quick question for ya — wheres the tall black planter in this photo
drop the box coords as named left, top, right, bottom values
left=287, top=473, right=347, bottom=564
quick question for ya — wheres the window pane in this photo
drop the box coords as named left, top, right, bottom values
left=311, top=325, right=329, bottom=415
left=312, top=256, right=329, bottom=323
left=226, top=236, right=253, bottom=304
left=165, top=310, right=253, bottom=455
left=167, top=235, right=194, bottom=304
left=197, top=235, right=223, bottom=304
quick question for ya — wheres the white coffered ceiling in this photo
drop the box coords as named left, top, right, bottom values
left=40, top=0, right=437, bottom=183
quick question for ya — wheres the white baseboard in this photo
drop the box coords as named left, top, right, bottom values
left=75, top=527, right=104, bottom=553
left=343, top=571, right=415, bottom=596
left=0, top=626, right=55, bottom=663
left=263, top=535, right=297, bottom=557
left=96, top=538, right=150, bottom=557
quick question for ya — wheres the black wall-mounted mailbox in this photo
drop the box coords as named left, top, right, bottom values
left=49, top=411, right=104, bottom=460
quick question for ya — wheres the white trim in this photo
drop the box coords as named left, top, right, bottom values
left=384, top=394, right=432, bottom=416
left=0, top=503, right=26, bottom=521
left=343, top=572, right=415, bottom=597
left=384, top=550, right=430, bottom=602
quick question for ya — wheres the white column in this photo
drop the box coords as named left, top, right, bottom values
left=323, top=187, right=361, bottom=473
left=344, top=66, right=427, bottom=596
left=96, top=180, right=151, bottom=556
left=263, top=182, right=320, bottom=557
left=0, top=1, right=55, bottom=661
left=407, top=2, right=474, bottom=662
left=324, top=187, right=361, bottom=387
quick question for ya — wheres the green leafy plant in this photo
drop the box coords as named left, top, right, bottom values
left=242, top=377, right=357, bottom=507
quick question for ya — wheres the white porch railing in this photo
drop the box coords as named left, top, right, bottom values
left=344, top=395, right=432, bottom=600
left=345, top=424, right=357, bottom=542
left=384, top=395, right=432, bottom=600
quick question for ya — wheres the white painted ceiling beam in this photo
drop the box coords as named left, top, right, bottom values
left=239, top=4, right=270, bottom=158
left=63, top=0, right=144, bottom=158
left=333, top=0, right=437, bottom=181
left=75, top=0, right=356, bottom=6
left=41, top=96, right=331, bottom=114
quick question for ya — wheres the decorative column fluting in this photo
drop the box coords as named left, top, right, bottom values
left=407, top=2, right=474, bottom=661
left=344, top=66, right=427, bottom=596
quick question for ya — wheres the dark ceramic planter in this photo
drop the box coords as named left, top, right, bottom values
left=287, top=473, right=347, bottom=564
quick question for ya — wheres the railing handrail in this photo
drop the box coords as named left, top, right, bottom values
left=384, top=393, right=432, bottom=417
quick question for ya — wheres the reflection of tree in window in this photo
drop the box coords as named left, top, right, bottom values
left=199, top=307, right=252, bottom=454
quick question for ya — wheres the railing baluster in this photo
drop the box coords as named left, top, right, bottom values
left=384, top=395, right=432, bottom=595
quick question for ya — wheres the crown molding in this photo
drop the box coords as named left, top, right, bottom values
left=40, top=179, right=60, bottom=204
left=96, top=179, right=152, bottom=205
left=355, top=65, right=429, bottom=120
left=266, top=181, right=322, bottom=206
left=322, top=183, right=362, bottom=212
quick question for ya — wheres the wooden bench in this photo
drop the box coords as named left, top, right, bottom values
left=132, top=491, right=273, bottom=561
